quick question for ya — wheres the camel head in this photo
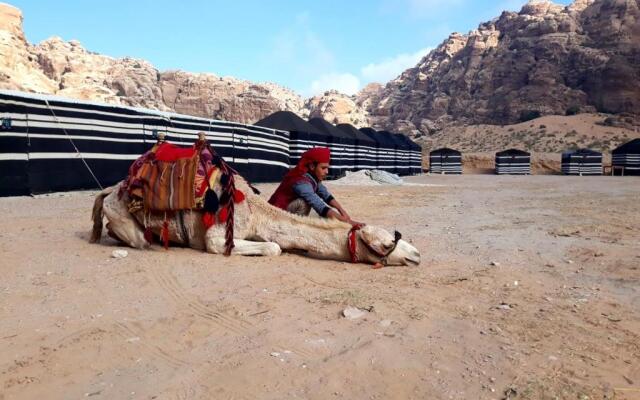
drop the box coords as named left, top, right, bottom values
left=357, top=225, right=421, bottom=266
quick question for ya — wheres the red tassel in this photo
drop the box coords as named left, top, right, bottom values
left=144, top=227, right=153, bottom=244
left=348, top=226, right=359, bottom=263
left=161, top=218, right=170, bottom=249
left=233, top=189, right=245, bottom=204
left=218, top=206, right=228, bottom=223
left=203, top=212, right=215, bottom=229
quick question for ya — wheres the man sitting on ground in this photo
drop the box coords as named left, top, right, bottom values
left=269, top=147, right=363, bottom=227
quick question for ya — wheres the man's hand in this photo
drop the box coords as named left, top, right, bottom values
left=348, top=220, right=365, bottom=229
left=327, top=209, right=365, bottom=227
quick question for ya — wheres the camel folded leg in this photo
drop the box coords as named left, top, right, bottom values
left=102, top=190, right=149, bottom=249
left=206, top=237, right=281, bottom=256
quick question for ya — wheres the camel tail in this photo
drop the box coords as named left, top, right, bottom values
left=90, top=186, right=115, bottom=243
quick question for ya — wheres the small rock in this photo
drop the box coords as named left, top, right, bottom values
left=490, top=261, right=501, bottom=266
left=270, top=352, right=280, bottom=357
left=111, top=249, right=128, bottom=259
left=496, top=303, right=512, bottom=310
left=342, top=306, right=368, bottom=320
left=379, top=319, right=392, bottom=328
left=548, top=355, right=558, bottom=361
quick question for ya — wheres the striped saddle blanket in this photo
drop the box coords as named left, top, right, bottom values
left=137, top=157, right=199, bottom=211
left=125, top=142, right=216, bottom=212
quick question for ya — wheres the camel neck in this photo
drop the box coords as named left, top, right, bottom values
left=254, top=206, right=351, bottom=261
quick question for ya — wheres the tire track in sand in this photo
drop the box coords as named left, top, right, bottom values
left=114, top=322, right=187, bottom=369
left=150, top=266, right=253, bottom=336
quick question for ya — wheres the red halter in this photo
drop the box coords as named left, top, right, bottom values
left=347, top=226, right=402, bottom=267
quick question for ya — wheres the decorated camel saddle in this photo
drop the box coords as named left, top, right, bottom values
left=90, top=133, right=421, bottom=267
left=118, top=132, right=250, bottom=254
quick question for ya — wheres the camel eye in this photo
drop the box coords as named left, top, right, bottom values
left=382, top=243, right=393, bottom=250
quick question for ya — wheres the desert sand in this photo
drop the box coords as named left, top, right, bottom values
left=1, top=174, right=639, bottom=400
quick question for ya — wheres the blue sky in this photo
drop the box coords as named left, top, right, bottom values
left=12, top=0, right=572, bottom=96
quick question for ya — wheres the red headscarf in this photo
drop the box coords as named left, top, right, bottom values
left=285, top=147, right=331, bottom=180
left=268, top=147, right=331, bottom=209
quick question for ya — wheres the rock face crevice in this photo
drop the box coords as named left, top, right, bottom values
left=362, top=0, right=640, bottom=135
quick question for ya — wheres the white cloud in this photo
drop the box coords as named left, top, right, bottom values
left=361, top=48, right=431, bottom=83
left=309, top=73, right=361, bottom=96
left=263, top=12, right=433, bottom=96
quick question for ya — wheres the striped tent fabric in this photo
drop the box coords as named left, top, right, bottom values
left=395, top=134, right=423, bottom=174
left=255, top=111, right=329, bottom=171
left=495, top=149, right=531, bottom=175
left=561, top=148, right=602, bottom=175
left=360, top=128, right=397, bottom=173
left=308, top=117, right=356, bottom=177
left=336, top=124, right=378, bottom=170
left=358, top=127, right=383, bottom=170
left=612, top=138, right=640, bottom=176
left=158, top=114, right=290, bottom=182
left=376, top=131, right=400, bottom=174
left=409, top=138, right=423, bottom=174
left=392, top=133, right=413, bottom=176
left=0, top=90, right=290, bottom=196
left=429, top=148, right=462, bottom=174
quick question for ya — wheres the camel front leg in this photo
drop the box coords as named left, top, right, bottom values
left=102, top=190, right=149, bottom=249
left=206, top=237, right=282, bottom=256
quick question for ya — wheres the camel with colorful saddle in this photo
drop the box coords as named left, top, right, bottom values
left=90, top=133, right=421, bottom=267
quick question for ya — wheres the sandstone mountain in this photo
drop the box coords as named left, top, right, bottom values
left=1, top=1, right=639, bottom=137
left=0, top=2, right=371, bottom=126
left=305, top=90, right=370, bottom=127
left=364, top=0, right=640, bottom=136
left=0, top=3, right=311, bottom=124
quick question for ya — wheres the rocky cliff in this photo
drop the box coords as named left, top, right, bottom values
left=2, top=1, right=639, bottom=135
left=0, top=3, right=310, bottom=124
left=364, top=0, right=640, bottom=135
left=305, top=90, right=370, bottom=126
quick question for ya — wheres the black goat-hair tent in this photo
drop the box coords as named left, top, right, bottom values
left=359, top=127, right=395, bottom=172
left=359, top=127, right=388, bottom=170
left=0, top=90, right=290, bottom=197
left=375, top=131, right=401, bottom=174
left=430, top=148, right=462, bottom=174
left=255, top=111, right=329, bottom=172
left=561, top=148, right=602, bottom=175
left=336, top=123, right=377, bottom=171
left=391, top=133, right=413, bottom=176
left=394, top=134, right=422, bottom=175
left=495, top=148, right=531, bottom=175
left=612, top=138, right=640, bottom=176
left=308, top=117, right=356, bottom=176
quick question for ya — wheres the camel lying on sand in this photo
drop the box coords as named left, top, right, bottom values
left=90, top=175, right=421, bottom=267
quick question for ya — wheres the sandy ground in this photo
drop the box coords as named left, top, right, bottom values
left=1, top=175, right=639, bottom=400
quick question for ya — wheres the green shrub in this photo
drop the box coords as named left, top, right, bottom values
left=519, top=110, right=541, bottom=122
left=565, top=105, right=580, bottom=115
